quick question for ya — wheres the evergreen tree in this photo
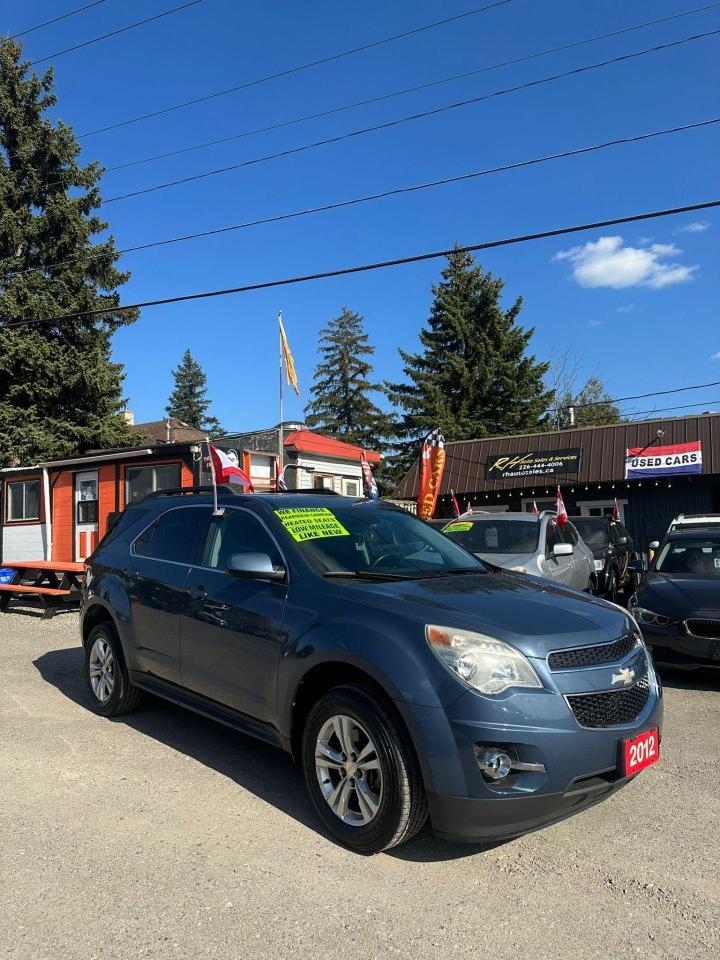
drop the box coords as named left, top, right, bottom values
left=0, top=39, right=139, bottom=466
left=304, top=308, right=394, bottom=449
left=387, top=249, right=553, bottom=472
left=559, top=376, right=622, bottom=428
left=166, top=349, right=223, bottom=435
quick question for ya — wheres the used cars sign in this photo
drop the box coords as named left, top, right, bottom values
left=485, top=448, right=582, bottom=480
left=625, top=441, right=702, bottom=478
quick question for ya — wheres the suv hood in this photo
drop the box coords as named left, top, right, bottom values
left=348, top=570, right=630, bottom=659
left=472, top=551, right=535, bottom=571
left=640, top=572, right=720, bottom=615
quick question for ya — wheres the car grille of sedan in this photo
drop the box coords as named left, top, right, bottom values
left=548, top=633, right=638, bottom=670
left=566, top=674, right=649, bottom=728
left=685, top=618, right=720, bottom=639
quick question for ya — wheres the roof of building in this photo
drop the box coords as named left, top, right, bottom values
left=132, top=418, right=206, bottom=444
left=283, top=429, right=381, bottom=463
left=393, top=412, right=720, bottom=499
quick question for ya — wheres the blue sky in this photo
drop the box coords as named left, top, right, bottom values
left=6, top=0, right=720, bottom=431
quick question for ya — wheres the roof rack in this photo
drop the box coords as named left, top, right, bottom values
left=141, top=485, right=242, bottom=501
left=263, top=488, right=341, bottom=496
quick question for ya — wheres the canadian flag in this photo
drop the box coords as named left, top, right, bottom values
left=275, top=455, right=287, bottom=492
left=611, top=497, right=620, bottom=523
left=208, top=442, right=254, bottom=490
left=451, top=489, right=461, bottom=518
left=555, top=486, right=568, bottom=527
left=531, top=500, right=539, bottom=515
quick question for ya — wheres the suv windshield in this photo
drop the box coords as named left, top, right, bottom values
left=571, top=518, right=610, bottom=548
left=273, top=503, right=484, bottom=577
left=655, top=537, right=720, bottom=576
left=443, top=517, right=539, bottom=555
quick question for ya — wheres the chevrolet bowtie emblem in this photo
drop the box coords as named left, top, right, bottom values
left=612, top=667, right=635, bottom=687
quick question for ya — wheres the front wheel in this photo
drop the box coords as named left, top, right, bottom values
left=302, top=684, right=427, bottom=854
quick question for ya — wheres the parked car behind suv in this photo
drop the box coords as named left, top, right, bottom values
left=81, top=489, right=661, bottom=853
left=570, top=516, right=636, bottom=602
left=441, top=511, right=596, bottom=592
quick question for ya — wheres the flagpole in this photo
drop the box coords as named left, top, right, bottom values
left=206, top=436, right=219, bottom=516
left=278, top=310, right=284, bottom=464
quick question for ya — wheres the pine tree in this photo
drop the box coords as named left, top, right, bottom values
left=166, top=349, right=223, bottom=435
left=0, top=39, right=139, bottom=466
left=386, top=249, right=553, bottom=473
left=304, top=308, right=394, bottom=449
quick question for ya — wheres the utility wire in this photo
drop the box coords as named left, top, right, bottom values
left=99, top=29, right=720, bottom=206
left=5, top=117, right=717, bottom=282
left=28, top=0, right=205, bottom=66
left=621, top=398, right=720, bottom=418
left=78, top=0, right=514, bottom=137
left=98, top=2, right=720, bottom=175
left=8, top=1, right=108, bottom=40
left=2, top=199, right=718, bottom=331
left=555, top=377, right=720, bottom=411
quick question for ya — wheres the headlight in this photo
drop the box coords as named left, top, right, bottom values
left=630, top=606, right=675, bottom=627
left=593, top=559, right=606, bottom=572
left=426, top=624, right=543, bottom=695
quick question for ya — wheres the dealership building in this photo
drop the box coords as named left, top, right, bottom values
left=393, top=412, right=720, bottom=551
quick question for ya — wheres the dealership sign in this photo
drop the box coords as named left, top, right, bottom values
left=486, top=448, right=582, bottom=480
left=625, top=440, right=702, bottom=479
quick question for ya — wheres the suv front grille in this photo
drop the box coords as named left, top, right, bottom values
left=566, top=675, right=649, bottom=728
left=685, top=619, right=720, bottom=639
left=548, top=633, right=638, bottom=670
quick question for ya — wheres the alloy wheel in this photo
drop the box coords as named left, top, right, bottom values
left=315, top=714, right=383, bottom=826
left=89, top=637, right=115, bottom=703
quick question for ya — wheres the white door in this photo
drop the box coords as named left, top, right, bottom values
left=75, top=470, right=99, bottom=561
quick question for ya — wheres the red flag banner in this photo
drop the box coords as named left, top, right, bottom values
left=417, top=429, right=446, bottom=520
left=611, top=497, right=620, bottom=522
left=555, top=486, right=568, bottom=527
left=209, top=442, right=254, bottom=490
left=531, top=500, right=539, bottom=515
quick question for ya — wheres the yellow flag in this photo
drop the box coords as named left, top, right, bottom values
left=278, top=314, right=300, bottom=396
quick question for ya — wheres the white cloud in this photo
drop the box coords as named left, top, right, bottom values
left=677, top=220, right=709, bottom=234
left=588, top=319, right=604, bottom=327
left=711, top=351, right=720, bottom=361
left=617, top=304, right=635, bottom=314
left=553, top=236, right=698, bottom=289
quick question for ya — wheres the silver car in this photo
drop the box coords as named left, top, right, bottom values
left=441, top=511, right=596, bottom=592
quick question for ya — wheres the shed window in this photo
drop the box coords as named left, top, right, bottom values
left=126, top=464, right=181, bottom=504
left=7, top=479, right=40, bottom=521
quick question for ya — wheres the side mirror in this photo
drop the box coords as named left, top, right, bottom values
left=628, top=558, right=647, bottom=574
left=226, top=552, right=286, bottom=582
left=616, top=536, right=628, bottom=546
left=648, top=540, right=660, bottom=551
left=553, top=543, right=573, bottom=557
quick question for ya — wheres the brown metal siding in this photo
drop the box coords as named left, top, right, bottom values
left=393, top=413, right=720, bottom=497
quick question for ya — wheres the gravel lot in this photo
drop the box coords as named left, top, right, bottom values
left=1, top=609, right=719, bottom=960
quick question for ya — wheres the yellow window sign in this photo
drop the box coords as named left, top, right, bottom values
left=275, top=507, right=350, bottom=542
left=444, top=521, right=473, bottom=532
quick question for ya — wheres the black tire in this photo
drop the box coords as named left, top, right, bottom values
left=607, top=568, right=619, bottom=604
left=84, top=621, right=142, bottom=717
left=302, top=683, right=427, bottom=854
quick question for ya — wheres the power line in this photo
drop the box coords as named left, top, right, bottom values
left=100, top=29, right=720, bottom=206
left=78, top=0, right=514, bottom=138
left=97, top=2, right=720, bottom=175
left=6, top=117, right=717, bottom=282
left=8, top=1, right=108, bottom=40
left=622, top=398, right=720, bottom=419
left=27, top=0, right=205, bottom=66
left=558, top=377, right=720, bottom=411
left=2, top=199, right=718, bottom=330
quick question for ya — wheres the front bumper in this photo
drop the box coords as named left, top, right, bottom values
left=428, top=773, right=634, bottom=842
left=643, top=623, right=720, bottom=668
left=397, top=645, right=663, bottom=843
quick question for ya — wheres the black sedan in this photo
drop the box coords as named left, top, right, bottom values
left=630, top=529, right=720, bottom=669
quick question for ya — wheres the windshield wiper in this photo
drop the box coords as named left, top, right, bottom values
left=438, top=566, right=485, bottom=575
left=323, top=570, right=424, bottom=582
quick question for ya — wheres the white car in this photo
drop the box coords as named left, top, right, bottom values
left=667, top=513, right=720, bottom=533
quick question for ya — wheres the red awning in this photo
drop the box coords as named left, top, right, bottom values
left=283, top=430, right=381, bottom=463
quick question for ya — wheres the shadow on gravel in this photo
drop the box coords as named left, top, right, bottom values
left=656, top=667, right=720, bottom=693
left=33, top=646, right=494, bottom=863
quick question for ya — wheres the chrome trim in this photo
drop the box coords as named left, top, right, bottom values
left=684, top=618, right=720, bottom=640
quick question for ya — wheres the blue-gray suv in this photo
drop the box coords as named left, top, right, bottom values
left=80, top=489, right=663, bottom=853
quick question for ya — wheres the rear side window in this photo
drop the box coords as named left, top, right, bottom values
left=134, top=507, right=212, bottom=564
left=201, top=509, right=283, bottom=571
left=564, top=522, right=579, bottom=546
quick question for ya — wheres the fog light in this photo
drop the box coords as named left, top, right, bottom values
left=476, top=748, right=513, bottom=780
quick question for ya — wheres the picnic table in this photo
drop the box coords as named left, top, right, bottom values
left=0, top=560, right=85, bottom=618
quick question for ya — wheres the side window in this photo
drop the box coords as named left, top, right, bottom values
left=201, top=509, right=283, bottom=571
left=563, top=522, right=579, bottom=546
left=545, top=520, right=562, bottom=555
left=134, top=507, right=211, bottom=564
